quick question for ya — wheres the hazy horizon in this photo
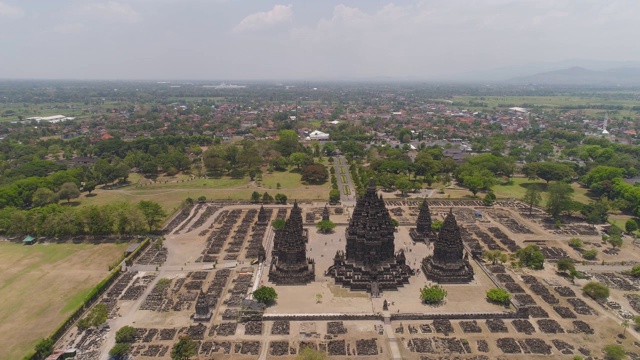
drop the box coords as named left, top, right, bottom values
left=1, top=0, right=640, bottom=81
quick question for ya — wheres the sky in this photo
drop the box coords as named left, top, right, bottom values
left=0, top=0, right=639, bottom=80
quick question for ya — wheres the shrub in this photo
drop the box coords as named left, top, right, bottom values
left=115, top=326, right=136, bottom=343
left=603, top=344, right=626, bottom=360
left=568, top=238, right=583, bottom=249
left=583, top=249, right=598, bottom=260
left=583, top=282, right=610, bottom=300
left=486, top=288, right=511, bottom=304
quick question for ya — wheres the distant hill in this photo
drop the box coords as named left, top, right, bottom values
left=505, top=66, right=640, bottom=85
left=445, top=59, right=640, bottom=83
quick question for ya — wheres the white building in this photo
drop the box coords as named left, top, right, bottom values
left=307, top=130, right=330, bottom=141
left=26, top=115, right=75, bottom=123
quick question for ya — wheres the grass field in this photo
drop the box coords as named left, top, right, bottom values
left=0, top=242, right=128, bottom=360
left=440, top=177, right=594, bottom=205
left=79, top=172, right=329, bottom=215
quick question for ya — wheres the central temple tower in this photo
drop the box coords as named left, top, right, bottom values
left=326, top=179, right=413, bottom=296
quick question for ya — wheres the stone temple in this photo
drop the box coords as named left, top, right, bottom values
left=422, top=209, right=474, bottom=284
left=268, top=201, right=315, bottom=285
left=326, top=179, right=413, bottom=296
left=410, top=199, right=436, bottom=243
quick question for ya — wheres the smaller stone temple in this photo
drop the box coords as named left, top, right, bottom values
left=422, top=209, right=474, bottom=284
left=257, top=205, right=270, bottom=225
left=193, top=290, right=212, bottom=321
left=410, top=199, right=436, bottom=243
left=269, top=201, right=315, bottom=285
left=321, top=205, right=330, bottom=222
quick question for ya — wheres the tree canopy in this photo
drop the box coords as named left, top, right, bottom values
left=420, top=284, right=448, bottom=304
left=253, top=286, right=277, bottom=304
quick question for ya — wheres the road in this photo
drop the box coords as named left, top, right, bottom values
left=334, top=155, right=356, bottom=206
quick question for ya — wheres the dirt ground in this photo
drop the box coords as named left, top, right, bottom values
left=0, top=242, right=128, bottom=360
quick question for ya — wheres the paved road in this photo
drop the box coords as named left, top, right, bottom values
left=334, top=156, right=356, bottom=204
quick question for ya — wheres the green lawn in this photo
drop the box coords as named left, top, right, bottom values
left=261, top=170, right=305, bottom=189
left=0, top=242, right=127, bottom=360
left=492, top=177, right=593, bottom=205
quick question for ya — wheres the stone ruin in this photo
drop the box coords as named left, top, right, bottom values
left=192, top=289, right=212, bottom=322
left=410, top=199, right=436, bottom=243
left=422, top=209, right=474, bottom=284
left=268, top=201, right=315, bottom=285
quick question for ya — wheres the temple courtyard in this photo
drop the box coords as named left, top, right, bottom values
left=51, top=196, right=640, bottom=360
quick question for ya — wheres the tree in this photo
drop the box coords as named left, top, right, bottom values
left=522, top=186, right=542, bottom=215
left=262, top=192, right=274, bottom=204
left=277, top=130, right=300, bottom=157
left=608, top=235, right=623, bottom=249
left=329, top=189, right=340, bottom=204
left=545, top=182, right=574, bottom=219
left=515, top=245, right=545, bottom=270
left=557, top=258, right=575, bottom=273
left=483, top=250, right=507, bottom=265
left=296, top=346, right=328, bottom=360
left=581, top=201, right=609, bottom=224
left=274, top=193, right=288, bottom=205
left=630, top=265, right=640, bottom=278
left=459, top=168, right=497, bottom=196
left=316, top=220, right=336, bottom=234
left=289, top=152, right=312, bottom=169
left=137, top=200, right=167, bottom=231
left=272, top=218, right=286, bottom=230
left=395, top=177, right=412, bottom=196
left=583, top=282, right=610, bottom=300
left=483, top=191, right=496, bottom=206
left=83, top=180, right=97, bottom=195
left=171, top=336, right=197, bottom=360
left=253, top=286, right=277, bottom=304
left=32, top=188, right=57, bottom=207
left=115, top=325, right=137, bottom=343
left=603, top=344, right=626, bottom=360
left=486, top=288, right=511, bottom=304
left=301, top=164, right=328, bottom=184
left=522, top=162, right=576, bottom=183
left=109, top=343, right=131, bottom=359
left=420, top=284, right=447, bottom=304
left=568, top=238, right=583, bottom=249
left=431, top=220, right=443, bottom=231
left=57, top=182, right=80, bottom=203
left=583, top=249, right=598, bottom=260
left=251, top=191, right=261, bottom=203
left=197, top=196, right=207, bottom=203
left=626, top=219, right=639, bottom=233
left=34, top=338, right=54, bottom=360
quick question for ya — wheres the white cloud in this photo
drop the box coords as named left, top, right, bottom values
left=233, top=4, right=293, bottom=33
left=84, top=1, right=140, bottom=23
left=0, top=1, right=24, bottom=18
left=53, top=22, right=86, bottom=34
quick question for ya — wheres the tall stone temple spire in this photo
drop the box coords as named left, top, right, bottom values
left=326, top=179, right=413, bottom=296
left=269, top=201, right=315, bottom=285
left=421, top=209, right=474, bottom=283
left=410, top=198, right=435, bottom=243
